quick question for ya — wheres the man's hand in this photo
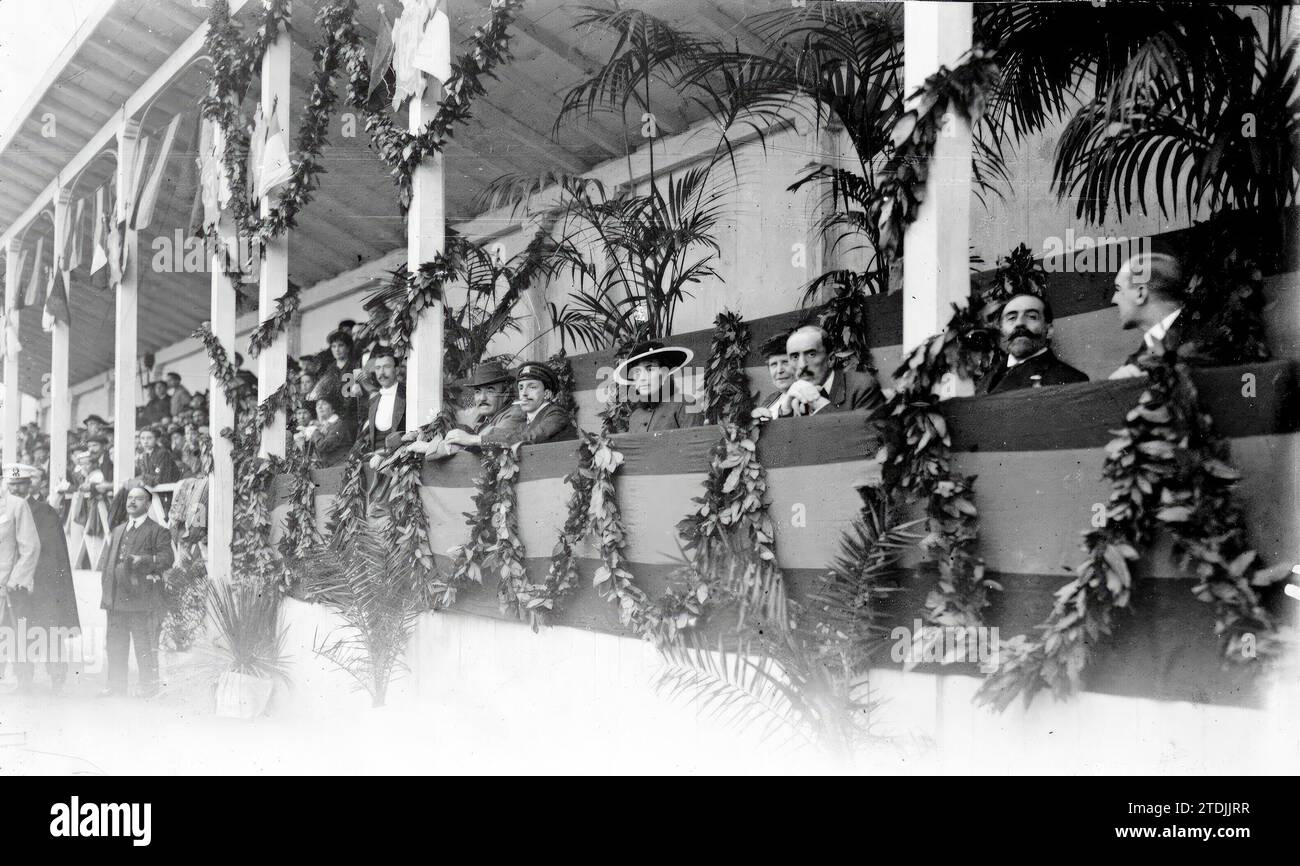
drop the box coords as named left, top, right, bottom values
left=443, top=429, right=479, bottom=447
left=785, top=380, right=829, bottom=415
left=1109, top=364, right=1144, bottom=380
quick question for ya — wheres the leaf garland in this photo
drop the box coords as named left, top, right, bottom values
left=977, top=348, right=1289, bottom=711
left=325, top=446, right=369, bottom=556
left=375, top=446, right=442, bottom=610
left=279, top=440, right=323, bottom=586
left=533, top=435, right=596, bottom=627
left=870, top=47, right=1000, bottom=261
left=248, top=282, right=302, bottom=358
left=702, top=310, right=755, bottom=426
left=586, top=432, right=651, bottom=631
left=870, top=303, right=1000, bottom=628
left=446, top=449, right=500, bottom=603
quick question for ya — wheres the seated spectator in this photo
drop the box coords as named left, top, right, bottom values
left=135, top=426, right=180, bottom=486
left=614, top=341, right=706, bottom=433
left=1109, top=252, right=1190, bottom=379
left=443, top=363, right=576, bottom=450
left=81, top=415, right=109, bottom=447
left=771, top=326, right=884, bottom=417
left=167, top=427, right=186, bottom=458
left=165, top=372, right=191, bottom=418
left=300, top=396, right=352, bottom=468
left=82, top=435, right=114, bottom=485
left=359, top=347, right=405, bottom=454
left=752, top=331, right=794, bottom=419
left=976, top=293, right=1089, bottom=394
left=141, top=381, right=170, bottom=426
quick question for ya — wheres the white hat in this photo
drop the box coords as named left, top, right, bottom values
left=5, top=463, right=38, bottom=480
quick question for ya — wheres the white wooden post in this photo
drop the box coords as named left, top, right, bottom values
left=208, top=213, right=237, bottom=585
left=50, top=190, right=73, bottom=487
left=405, top=1, right=449, bottom=430
left=113, top=118, right=141, bottom=487
left=2, top=239, right=22, bottom=461
left=256, top=16, right=292, bottom=458
left=902, top=2, right=973, bottom=355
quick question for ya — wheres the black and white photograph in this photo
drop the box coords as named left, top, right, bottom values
left=0, top=0, right=1297, bottom=797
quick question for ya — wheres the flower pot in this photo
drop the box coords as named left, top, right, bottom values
left=215, top=671, right=275, bottom=719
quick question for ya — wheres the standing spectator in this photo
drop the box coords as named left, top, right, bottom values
left=0, top=466, right=41, bottom=694
left=165, top=372, right=191, bottom=419
left=135, top=427, right=180, bottom=486
left=97, top=483, right=174, bottom=698
left=360, top=347, right=405, bottom=454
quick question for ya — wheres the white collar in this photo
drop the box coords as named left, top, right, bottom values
left=525, top=400, right=552, bottom=423
left=1144, top=308, right=1182, bottom=350
left=378, top=383, right=399, bottom=397
left=128, top=515, right=146, bottom=531
left=819, top=370, right=835, bottom=394
left=1007, top=347, right=1049, bottom=368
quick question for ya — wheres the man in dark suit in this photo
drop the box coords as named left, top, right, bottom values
left=97, top=483, right=174, bottom=698
left=4, top=464, right=80, bottom=694
left=612, top=340, right=707, bottom=433
left=770, top=325, right=884, bottom=417
left=360, top=346, right=406, bottom=454
left=1109, top=252, right=1190, bottom=379
left=976, top=293, right=1089, bottom=395
left=447, top=363, right=577, bottom=448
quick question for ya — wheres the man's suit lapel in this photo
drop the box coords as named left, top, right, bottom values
left=827, top=370, right=847, bottom=408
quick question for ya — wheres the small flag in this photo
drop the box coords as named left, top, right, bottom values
left=258, top=101, right=293, bottom=199
left=0, top=313, right=21, bottom=357
left=43, top=266, right=71, bottom=330
left=106, top=216, right=127, bottom=289
left=21, top=236, right=44, bottom=308
left=132, top=113, right=181, bottom=230
left=90, top=186, right=109, bottom=289
left=414, top=0, right=452, bottom=82
left=368, top=3, right=395, bottom=100
left=67, top=197, right=86, bottom=272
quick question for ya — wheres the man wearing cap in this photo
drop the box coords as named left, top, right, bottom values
left=81, top=414, right=108, bottom=447
left=0, top=464, right=42, bottom=693
left=135, top=426, right=181, bottom=487
left=753, top=330, right=795, bottom=417
left=406, top=360, right=522, bottom=459
left=613, top=340, right=707, bottom=433
left=445, top=363, right=577, bottom=449
left=4, top=464, right=78, bottom=694
left=771, top=325, right=884, bottom=417
left=96, top=483, right=174, bottom=698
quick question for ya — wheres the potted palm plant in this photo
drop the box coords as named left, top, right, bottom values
left=206, top=580, right=290, bottom=719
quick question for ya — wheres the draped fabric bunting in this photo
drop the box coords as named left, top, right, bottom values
left=391, top=0, right=432, bottom=110
left=368, top=3, right=396, bottom=100
left=132, top=113, right=182, bottom=231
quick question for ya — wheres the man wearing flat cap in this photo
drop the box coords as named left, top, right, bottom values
left=96, top=482, right=174, bottom=698
left=444, top=362, right=577, bottom=449
left=0, top=464, right=42, bottom=693
left=613, top=340, right=706, bottom=433
left=4, top=464, right=79, bottom=694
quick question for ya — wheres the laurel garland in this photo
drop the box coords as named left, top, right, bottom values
left=976, top=350, right=1290, bottom=710
left=279, top=441, right=323, bottom=584
left=325, top=446, right=369, bottom=556
left=702, top=310, right=753, bottom=426
left=871, top=304, right=1000, bottom=629
left=531, top=435, right=595, bottom=627
left=372, top=446, right=442, bottom=608
left=248, top=282, right=301, bottom=358
left=445, top=448, right=499, bottom=602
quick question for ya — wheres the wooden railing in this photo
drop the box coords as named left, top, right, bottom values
left=59, top=480, right=205, bottom=569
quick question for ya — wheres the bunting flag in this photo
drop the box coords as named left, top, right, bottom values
left=132, top=113, right=181, bottom=230
left=368, top=3, right=396, bottom=100
left=0, top=313, right=21, bottom=357
left=391, top=0, right=432, bottom=110
left=258, top=102, right=293, bottom=199
left=413, top=0, right=451, bottom=82
left=186, top=115, right=208, bottom=236
left=66, top=197, right=86, bottom=272
left=248, top=104, right=267, bottom=201
left=90, top=185, right=109, bottom=289
left=195, top=119, right=221, bottom=234
left=21, top=235, right=44, bottom=309
left=42, top=266, right=70, bottom=331
left=106, top=214, right=127, bottom=289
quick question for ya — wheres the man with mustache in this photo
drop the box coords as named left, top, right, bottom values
left=406, top=360, right=524, bottom=459
left=770, top=325, right=884, bottom=417
left=446, top=363, right=577, bottom=449
left=977, top=292, right=1089, bottom=395
left=360, top=347, right=406, bottom=454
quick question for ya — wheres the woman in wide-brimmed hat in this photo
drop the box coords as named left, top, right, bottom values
left=609, top=340, right=705, bottom=433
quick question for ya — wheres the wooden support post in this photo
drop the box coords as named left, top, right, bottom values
left=256, top=17, right=291, bottom=458
left=113, top=118, right=141, bottom=488
left=2, top=240, right=22, bottom=461
left=208, top=213, right=237, bottom=585
left=405, top=1, right=449, bottom=431
left=902, top=2, right=973, bottom=356
left=50, top=190, right=73, bottom=488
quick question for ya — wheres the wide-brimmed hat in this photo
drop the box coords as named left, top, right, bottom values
left=612, top=340, right=693, bottom=385
left=464, top=360, right=513, bottom=389
left=516, top=362, right=559, bottom=393
left=83, top=414, right=108, bottom=425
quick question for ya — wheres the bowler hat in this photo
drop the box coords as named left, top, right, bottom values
left=465, top=360, right=513, bottom=388
left=759, top=330, right=792, bottom=359
left=84, top=414, right=108, bottom=425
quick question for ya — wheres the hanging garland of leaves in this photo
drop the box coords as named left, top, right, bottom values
left=446, top=448, right=501, bottom=603
left=373, top=446, right=442, bottom=609
left=530, top=435, right=595, bottom=627
left=870, top=47, right=1000, bottom=261
left=325, top=446, right=369, bottom=556
left=248, top=283, right=302, bottom=358
left=871, top=304, right=1000, bottom=629
left=977, top=349, right=1290, bottom=710
left=702, top=310, right=753, bottom=426
left=279, top=442, right=323, bottom=586
left=585, top=433, right=651, bottom=631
